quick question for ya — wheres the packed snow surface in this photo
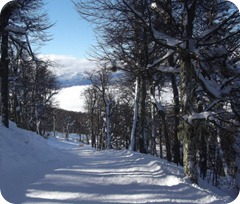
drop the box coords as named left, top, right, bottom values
left=0, top=121, right=238, bottom=203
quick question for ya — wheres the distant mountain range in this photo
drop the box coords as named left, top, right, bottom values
left=57, top=70, right=124, bottom=88
left=38, top=54, right=97, bottom=88
left=57, top=72, right=92, bottom=88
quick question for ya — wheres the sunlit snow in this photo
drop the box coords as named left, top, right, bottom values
left=0, top=120, right=238, bottom=203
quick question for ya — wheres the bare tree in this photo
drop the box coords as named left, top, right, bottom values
left=0, top=1, right=19, bottom=127
left=0, top=0, right=52, bottom=128
left=74, top=0, right=240, bottom=187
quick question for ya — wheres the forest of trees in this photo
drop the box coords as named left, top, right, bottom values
left=74, top=0, right=240, bottom=189
left=1, top=0, right=240, bottom=192
left=0, top=0, right=58, bottom=133
left=52, top=108, right=89, bottom=140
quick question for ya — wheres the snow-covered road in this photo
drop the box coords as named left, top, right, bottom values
left=0, top=122, right=235, bottom=203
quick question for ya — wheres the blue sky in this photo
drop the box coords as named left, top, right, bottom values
left=40, top=0, right=95, bottom=59
left=1, top=0, right=240, bottom=60
left=39, top=0, right=240, bottom=60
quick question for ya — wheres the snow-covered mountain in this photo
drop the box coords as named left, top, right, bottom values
left=0, top=120, right=238, bottom=203
left=39, top=54, right=96, bottom=87
left=58, top=72, right=91, bottom=88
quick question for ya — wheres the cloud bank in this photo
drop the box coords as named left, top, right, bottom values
left=39, top=54, right=97, bottom=76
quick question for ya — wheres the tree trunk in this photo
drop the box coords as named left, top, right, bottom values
left=0, top=7, right=11, bottom=128
left=170, top=72, right=181, bottom=165
left=180, top=56, right=198, bottom=184
left=139, top=76, right=147, bottom=154
left=182, top=122, right=198, bottom=184
left=105, top=99, right=112, bottom=149
left=159, top=109, right=172, bottom=162
left=180, top=0, right=198, bottom=184
left=53, top=115, right=56, bottom=138
left=151, top=102, right=156, bottom=156
left=91, top=108, right=96, bottom=148
left=129, top=77, right=140, bottom=151
left=200, top=130, right=207, bottom=179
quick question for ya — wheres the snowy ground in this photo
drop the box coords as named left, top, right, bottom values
left=0, top=121, right=238, bottom=203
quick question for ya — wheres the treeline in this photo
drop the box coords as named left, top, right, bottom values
left=74, top=0, right=240, bottom=189
left=0, top=0, right=58, bottom=133
left=52, top=108, right=89, bottom=141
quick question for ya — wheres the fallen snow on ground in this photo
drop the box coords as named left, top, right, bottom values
left=0, top=121, right=238, bottom=203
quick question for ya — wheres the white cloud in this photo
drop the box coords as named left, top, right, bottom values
left=39, top=54, right=97, bottom=76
